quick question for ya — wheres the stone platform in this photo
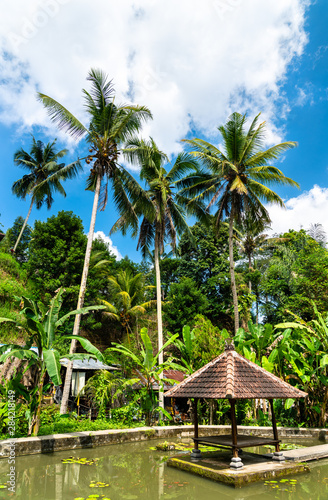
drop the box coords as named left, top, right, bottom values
left=282, top=443, right=328, bottom=461
left=166, top=450, right=310, bottom=488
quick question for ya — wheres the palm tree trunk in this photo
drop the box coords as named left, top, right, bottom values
left=60, top=174, right=101, bottom=414
left=248, top=255, right=252, bottom=293
left=13, top=198, right=33, bottom=253
left=229, top=213, right=239, bottom=333
left=154, top=231, right=164, bottom=411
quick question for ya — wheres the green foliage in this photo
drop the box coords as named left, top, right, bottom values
left=26, top=211, right=87, bottom=305
left=11, top=403, right=145, bottom=438
left=108, top=327, right=182, bottom=425
left=0, top=288, right=105, bottom=435
left=0, top=373, right=30, bottom=436
left=110, top=402, right=141, bottom=426
left=0, top=277, right=26, bottom=303
left=165, top=277, right=209, bottom=333
left=101, top=268, right=155, bottom=343
left=37, top=413, right=144, bottom=436
left=234, top=321, right=277, bottom=363
left=0, top=252, right=30, bottom=342
left=83, top=370, right=124, bottom=416
left=191, top=315, right=229, bottom=369
left=0, top=251, right=24, bottom=279
left=176, top=219, right=234, bottom=326
left=275, top=303, right=328, bottom=427
left=26, top=211, right=120, bottom=339
left=6, top=216, right=32, bottom=261
left=170, top=325, right=195, bottom=375
left=260, top=230, right=328, bottom=323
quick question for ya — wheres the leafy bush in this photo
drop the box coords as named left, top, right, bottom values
left=110, top=403, right=141, bottom=426
left=38, top=412, right=144, bottom=436
left=0, top=278, right=25, bottom=302
left=0, top=252, right=22, bottom=279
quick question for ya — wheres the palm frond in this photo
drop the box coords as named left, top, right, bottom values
left=86, top=68, right=115, bottom=109
left=246, top=141, right=298, bottom=167
left=37, top=93, right=88, bottom=139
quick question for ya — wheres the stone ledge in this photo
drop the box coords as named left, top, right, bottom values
left=167, top=452, right=310, bottom=488
left=0, top=425, right=325, bottom=459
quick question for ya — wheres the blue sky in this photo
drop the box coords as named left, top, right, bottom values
left=0, top=0, right=327, bottom=262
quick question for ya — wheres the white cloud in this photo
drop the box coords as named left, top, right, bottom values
left=93, top=230, right=122, bottom=260
left=0, top=0, right=309, bottom=155
left=267, top=185, right=328, bottom=236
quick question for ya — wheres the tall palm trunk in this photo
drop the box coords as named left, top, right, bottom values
left=248, top=255, right=252, bottom=293
left=154, top=230, right=164, bottom=411
left=229, top=213, right=239, bottom=333
left=13, top=198, right=34, bottom=253
left=60, top=174, right=101, bottom=414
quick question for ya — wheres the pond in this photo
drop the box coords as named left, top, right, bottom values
left=0, top=438, right=328, bottom=500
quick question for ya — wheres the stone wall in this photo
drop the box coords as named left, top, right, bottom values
left=0, top=425, right=326, bottom=459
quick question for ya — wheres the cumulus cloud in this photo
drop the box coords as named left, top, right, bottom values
left=0, top=0, right=309, bottom=156
left=93, top=230, right=122, bottom=260
left=267, top=185, right=328, bottom=236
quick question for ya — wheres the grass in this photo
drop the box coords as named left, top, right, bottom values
left=0, top=251, right=30, bottom=343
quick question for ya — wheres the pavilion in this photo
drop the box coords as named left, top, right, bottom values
left=164, top=342, right=307, bottom=469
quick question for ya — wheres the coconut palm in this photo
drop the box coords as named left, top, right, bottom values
left=38, top=68, right=152, bottom=413
left=12, top=137, right=81, bottom=253
left=112, top=137, right=200, bottom=409
left=307, top=223, right=326, bottom=247
left=179, top=112, right=299, bottom=333
left=102, top=269, right=156, bottom=343
left=235, top=218, right=271, bottom=292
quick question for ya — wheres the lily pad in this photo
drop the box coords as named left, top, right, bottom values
left=89, top=481, right=110, bottom=488
left=62, top=457, right=99, bottom=465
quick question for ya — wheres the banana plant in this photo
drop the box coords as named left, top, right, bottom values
left=0, top=288, right=105, bottom=435
left=108, top=327, right=183, bottom=425
left=168, top=325, right=195, bottom=375
left=275, top=303, right=328, bottom=426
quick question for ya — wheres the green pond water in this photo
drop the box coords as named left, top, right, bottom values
left=0, top=438, right=328, bottom=500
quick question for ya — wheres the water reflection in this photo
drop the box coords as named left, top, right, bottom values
left=0, top=440, right=328, bottom=500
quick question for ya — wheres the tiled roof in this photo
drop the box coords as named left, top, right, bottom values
left=164, top=347, right=307, bottom=400
left=135, top=369, right=186, bottom=391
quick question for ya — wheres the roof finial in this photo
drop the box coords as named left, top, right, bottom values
left=224, top=338, right=235, bottom=351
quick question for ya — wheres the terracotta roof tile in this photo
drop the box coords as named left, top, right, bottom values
left=164, top=348, right=307, bottom=400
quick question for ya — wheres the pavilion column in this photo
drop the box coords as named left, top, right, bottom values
left=229, top=399, right=243, bottom=469
left=191, top=398, right=202, bottom=460
left=269, top=398, right=285, bottom=461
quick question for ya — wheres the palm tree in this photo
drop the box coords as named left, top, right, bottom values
left=112, top=137, right=199, bottom=409
left=12, top=137, right=81, bottom=253
left=38, top=68, right=152, bottom=413
left=235, top=218, right=270, bottom=292
left=179, top=112, right=299, bottom=333
left=102, top=269, right=156, bottom=344
left=307, top=223, right=326, bottom=247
